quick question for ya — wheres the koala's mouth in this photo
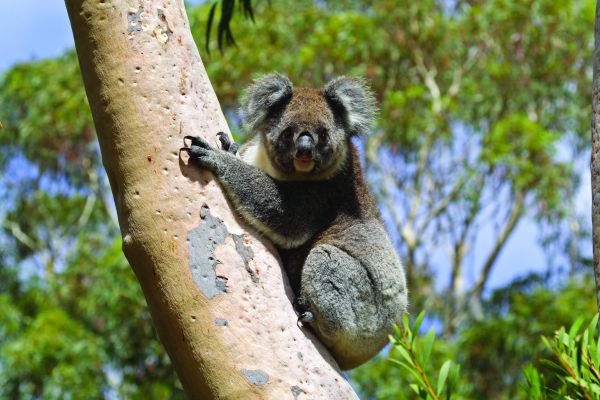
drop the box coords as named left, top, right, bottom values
left=293, top=156, right=315, bottom=172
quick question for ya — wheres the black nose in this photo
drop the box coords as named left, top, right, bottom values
left=296, top=132, right=314, bottom=158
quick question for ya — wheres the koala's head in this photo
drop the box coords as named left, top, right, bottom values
left=240, top=73, right=377, bottom=178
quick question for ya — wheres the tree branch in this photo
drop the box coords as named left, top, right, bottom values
left=414, top=49, right=442, bottom=114
left=471, top=193, right=525, bottom=300
left=77, top=169, right=98, bottom=228
left=416, top=174, right=467, bottom=237
left=2, top=220, right=37, bottom=251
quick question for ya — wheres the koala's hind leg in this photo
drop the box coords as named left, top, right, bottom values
left=299, top=244, right=389, bottom=369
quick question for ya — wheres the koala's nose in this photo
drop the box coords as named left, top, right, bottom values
left=296, top=132, right=314, bottom=159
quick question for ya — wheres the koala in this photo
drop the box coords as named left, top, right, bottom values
left=181, top=73, right=407, bottom=370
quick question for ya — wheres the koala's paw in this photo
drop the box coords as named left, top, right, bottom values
left=293, top=296, right=310, bottom=312
left=293, top=296, right=314, bottom=324
left=181, top=135, right=222, bottom=172
left=217, top=132, right=240, bottom=155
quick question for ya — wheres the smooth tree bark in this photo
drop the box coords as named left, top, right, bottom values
left=593, top=0, right=600, bottom=326
left=64, top=0, right=358, bottom=398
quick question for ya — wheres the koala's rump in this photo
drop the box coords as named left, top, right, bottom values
left=300, top=219, right=407, bottom=369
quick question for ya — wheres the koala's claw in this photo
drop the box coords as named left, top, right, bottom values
left=183, top=135, right=211, bottom=149
left=293, top=297, right=313, bottom=325
left=293, top=296, right=315, bottom=326
left=216, top=132, right=230, bottom=148
left=298, top=312, right=314, bottom=323
left=217, top=132, right=240, bottom=155
left=181, top=135, right=220, bottom=171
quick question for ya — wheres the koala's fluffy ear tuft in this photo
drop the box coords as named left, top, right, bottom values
left=240, top=73, right=293, bottom=131
left=323, top=77, right=377, bottom=135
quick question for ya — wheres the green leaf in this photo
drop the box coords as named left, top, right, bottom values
left=393, top=323, right=403, bottom=340
left=569, top=317, right=585, bottom=339
left=447, top=363, right=460, bottom=400
left=437, top=360, right=451, bottom=396
left=391, top=359, right=426, bottom=387
left=409, top=383, right=421, bottom=395
left=205, top=2, right=218, bottom=53
left=393, top=345, right=415, bottom=366
left=412, top=311, right=426, bottom=344
left=587, top=314, right=599, bottom=339
left=422, top=328, right=435, bottom=364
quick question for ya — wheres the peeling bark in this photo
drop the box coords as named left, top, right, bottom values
left=64, top=0, right=358, bottom=398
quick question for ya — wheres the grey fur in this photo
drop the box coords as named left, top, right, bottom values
left=240, top=73, right=293, bottom=132
left=183, top=74, right=407, bottom=370
left=323, top=76, right=377, bottom=135
left=185, top=140, right=337, bottom=248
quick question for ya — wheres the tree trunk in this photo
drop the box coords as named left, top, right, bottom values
left=64, top=0, right=358, bottom=398
left=592, top=0, right=600, bottom=327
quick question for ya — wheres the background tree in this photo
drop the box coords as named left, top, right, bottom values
left=592, top=0, right=600, bottom=324
left=0, top=0, right=595, bottom=398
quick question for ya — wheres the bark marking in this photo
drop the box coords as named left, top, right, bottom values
left=240, top=369, right=269, bottom=386
left=187, top=204, right=259, bottom=298
left=188, top=205, right=229, bottom=299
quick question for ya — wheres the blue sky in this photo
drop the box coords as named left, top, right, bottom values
left=0, top=0, right=74, bottom=72
left=0, top=0, right=592, bottom=293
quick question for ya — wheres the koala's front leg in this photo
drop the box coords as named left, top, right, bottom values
left=181, top=135, right=329, bottom=249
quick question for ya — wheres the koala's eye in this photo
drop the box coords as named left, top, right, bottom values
left=317, top=127, right=328, bottom=140
left=281, top=127, right=295, bottom=138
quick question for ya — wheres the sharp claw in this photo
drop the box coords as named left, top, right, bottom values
left=217, top=132, right=231, bottom=150
left=298, top=312, right=314, bottom=323
left=179, top=147, right=191, bottom=154
left=183, top=135, right=197, bottom=145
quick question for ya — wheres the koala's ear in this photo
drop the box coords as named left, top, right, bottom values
left=240, top=73, right=293, bottom=130
left=323, top=77, right=377, bottom=135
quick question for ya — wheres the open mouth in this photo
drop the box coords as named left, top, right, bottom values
left=293, top=157, right=315, bottom=172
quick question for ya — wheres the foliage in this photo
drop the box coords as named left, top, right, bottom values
left=0, top=52, right=95, bottom=184
left=371, top=311, right=600, bottom=400
left=204, top=0, right=256, bottom=53
left=457, top=276, right=598, bottom=398
left=523, top=315, right=600, bottom=399
left=351, top=276, right=598, bottom=399
left=0, top=237, right=184, bottom=399
left=0, top=306, right=105, bottom=399
left=389, top=312, right=462, bottom=400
